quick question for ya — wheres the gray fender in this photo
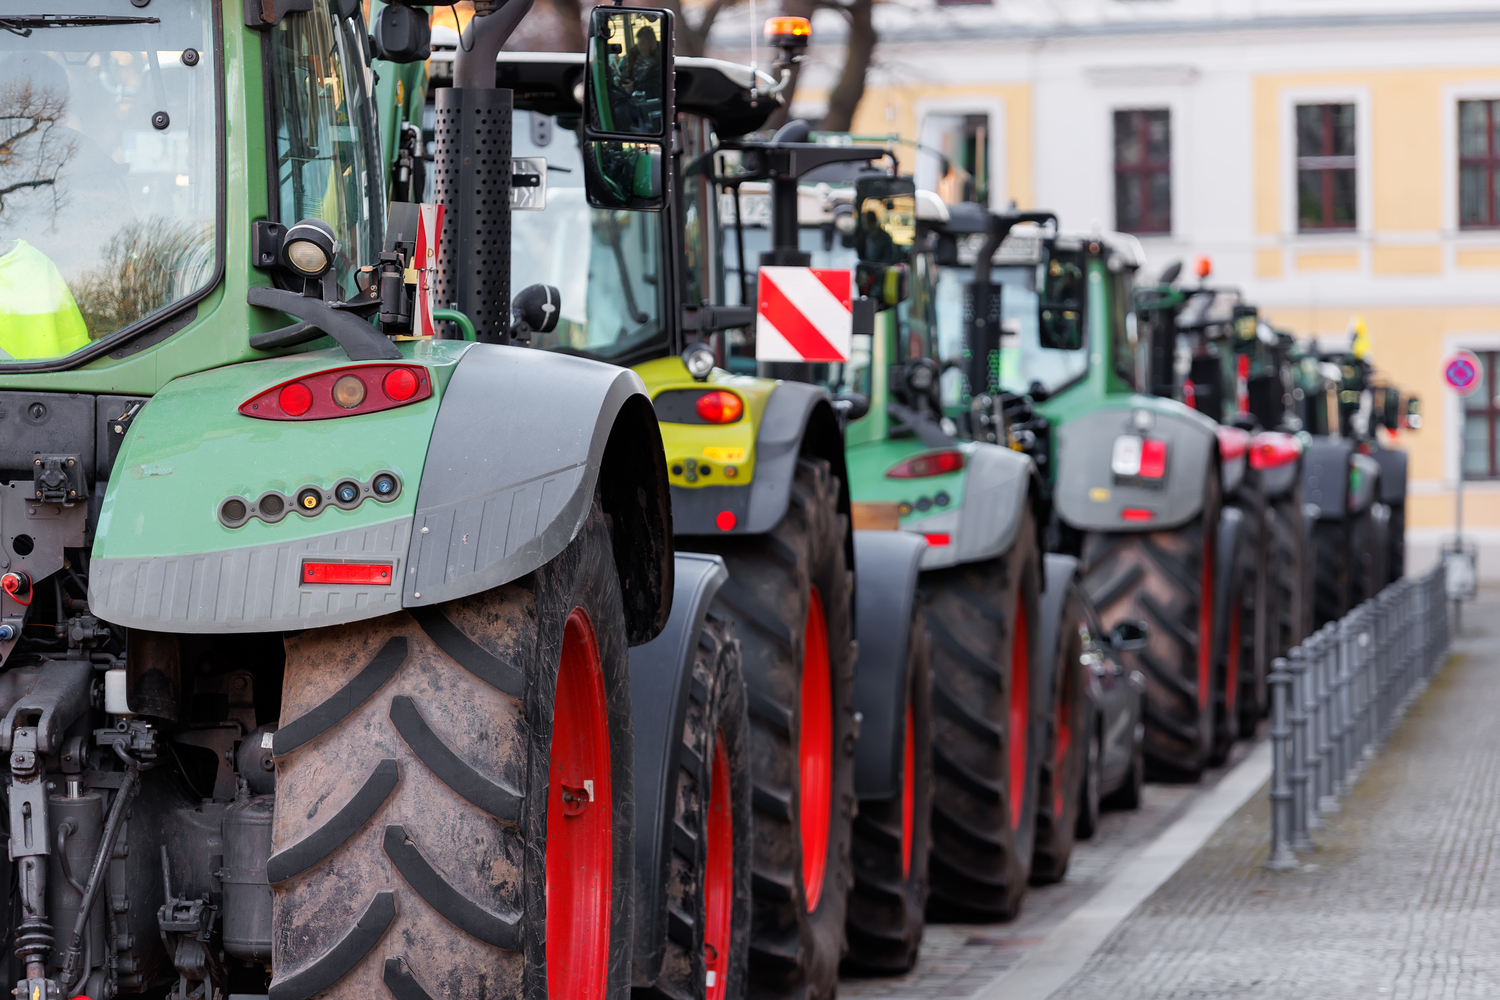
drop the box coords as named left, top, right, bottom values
left=1212, top=506, right=1246, bottom=662
left=1037, top=554, right=1081, bottom=734
left=625, top=552, right=728, bottom=986
left=406, top=344, right=673, bottom=643
left=1349, top=453, right=1380, bottom=515
left=669, top=381, right=852, bottom=540
left=1259, top=458, right=1301, bottom=499
left=1302, top=436, right=1353, bottom=520
left=851, top=530, right=927, bottom=800
left=1221, top=455, right=1247, bottom=496
left=1372, top=446, right=1407, bottom=505
left=1054, top=404, right=1218, bottom=532
left=907, top=444, right=1034, bottom=572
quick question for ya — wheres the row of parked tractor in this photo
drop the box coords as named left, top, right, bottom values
left=0, top=5, right=1416, bottom=1000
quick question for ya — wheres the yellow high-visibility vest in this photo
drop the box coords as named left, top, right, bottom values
left=0, top=240, right=90, bottom=360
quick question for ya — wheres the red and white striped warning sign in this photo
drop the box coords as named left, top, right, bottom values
left=755, top=266, right=853, bottom=363
left=414, top=202, right=445, bottom=338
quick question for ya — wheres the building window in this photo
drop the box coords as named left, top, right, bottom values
left=1464, top=350, right=1500, bottom=479
left=1460, top=100, right=1500, bottom=228
left=1114, top=109, right=1171, bottom=234
left=1296, top=103, right=1356, bottom=231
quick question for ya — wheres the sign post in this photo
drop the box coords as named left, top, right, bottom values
left=1442, top=350, right=1482, bottom=629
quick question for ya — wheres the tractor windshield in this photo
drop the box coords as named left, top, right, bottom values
left=511, top=110, right=664, bottom=361
left=927, top=262, right=1088, bottom=406
left=0, top=3, right=218, bottom=364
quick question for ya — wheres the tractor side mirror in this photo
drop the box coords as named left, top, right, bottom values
left=833, top=392, right=871, bottom=423
left=1038, top=251, right=1085, bottom=351
left=851, top=176, right=916, bottom=264
left=1109, top=619, right=1149, bottom=652
left=1406, top=395, right=1422, bottom=430
left=371, top=4, right=431, bottom=63
left=511, top=283, right=561, bottom=342
left=1381, top=387, right=1401, bottom=431
left=581, top=5, right=674, bottom=212
left=855, top=261, right=909, bottom=309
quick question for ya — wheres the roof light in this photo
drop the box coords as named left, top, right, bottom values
left=886, top=450, right=965, bottom=479
left=696, top=390, right=744, bottom=424
left=241, top=365, right=432, bottom=421
left=764, top=15, right=811, bottom=48
left=302, top=561, right=394, bottom=586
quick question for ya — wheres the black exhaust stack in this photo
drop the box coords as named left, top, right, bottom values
left=433, top=0, right=534, bottom=344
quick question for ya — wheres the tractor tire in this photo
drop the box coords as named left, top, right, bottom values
left=1388, top=499, right=1406, bottom=583
left=1031, top=583, right=1089, bottom=885
left=688, top=457, right=858, bottom=1000
left=1075, top=717, right=1102, bottom=840
left=1313, top=518, right=1351, bottom=628
left=1266, top=487, right=1309, bottom=662
left=269, top=498, right=633, bottom=1000
left=1233, top=488, right=1270, bottom=737
left=922, top=506, right=1043, bottom=922
left=1081, top=472, right=1221, bottom=781
left=1211, top=538, right=1250, bottom=767
left=842, top=612, right=933, bottom=975
left=645, top=611, right=753, bottom=1000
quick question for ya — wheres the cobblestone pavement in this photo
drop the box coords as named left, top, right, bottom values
left=1046, top=593, right=1493, bottom=1000
left=838, top=737, right=1264, bottom=999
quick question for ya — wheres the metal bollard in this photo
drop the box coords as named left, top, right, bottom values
left=1267, top=657, right=1298, bottom=870
left=1316, top=627, right=1339, bottom=814
left=1287, top=645, right=1313, bottom=849
left=1333, top=615, right=1352, bottom=795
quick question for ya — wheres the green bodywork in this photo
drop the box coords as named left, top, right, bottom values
left=95, top=341, right=470, bottom=560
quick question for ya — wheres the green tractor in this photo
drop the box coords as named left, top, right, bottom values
left=417, top=19, right=933, bottom=998
left=0, top=4, right=698, bottom=1000
left=712, top=158, right=1094, bottom=933
left=1133, top=272, right=1310, bottom=754
left=902, top=206, right=1235, bottom=780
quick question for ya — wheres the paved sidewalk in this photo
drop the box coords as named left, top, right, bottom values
left=1049, top=592, right=1495, bottom=1000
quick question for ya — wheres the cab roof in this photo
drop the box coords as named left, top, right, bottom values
left=427, top=39, right=780, bottom=138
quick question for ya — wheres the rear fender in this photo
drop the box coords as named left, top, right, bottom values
left=626, top=552, right=729, bottom=985
left=1217, top=426, right=1250, bottom=496
left=1302, top=437, right=1353, bottom=520
left=406, top=344, right=673, bottom=642
left=670, top=381, right=851, bottom=545
left=851, top=530, right=927, bottom=799
left=910, top=443, right=1033, bottom=572
left=1054, top=404, right=1218, bottom=532
left=1037, top=554, right=1082, bottom=733
left=1372, top=447, right=1407, bottom=505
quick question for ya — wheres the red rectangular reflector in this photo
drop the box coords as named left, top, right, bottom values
left=1120, top=508, right=1155, bottom=523
left=923, top=533, right=951, bottom=546
left=1139, top=439, right=1167, bottom=479
left=302, top=562, right=394, bottom=586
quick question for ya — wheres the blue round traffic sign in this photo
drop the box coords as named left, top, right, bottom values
left=1445, top=350, right=1482, bottom=396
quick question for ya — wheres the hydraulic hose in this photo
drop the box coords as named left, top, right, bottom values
left=58, top=763, right=139, bottom=991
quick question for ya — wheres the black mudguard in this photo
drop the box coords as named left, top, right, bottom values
left=1302, top=436, right=1353, bottom=520
left=1213, top=506, right=1246, bottom=663
left=1373, top=446, right=1407, bottom=505
left=851, top=530, right=928, bottom=799
left=626, top=551, right=730, bottom=985
left=1038, top=553, right=1082, bottom=728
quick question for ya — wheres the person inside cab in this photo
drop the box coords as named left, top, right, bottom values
left=0, top=239, right=89, bottom=360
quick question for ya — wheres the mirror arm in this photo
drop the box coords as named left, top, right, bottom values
left=455, top=0, right=535, bottom=88
left=886, top=401, right=957, bottom=449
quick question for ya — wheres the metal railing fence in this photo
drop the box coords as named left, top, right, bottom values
left=1267, top=566, right=1450, bottom=868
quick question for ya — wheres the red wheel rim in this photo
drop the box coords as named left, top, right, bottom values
left=1225, top=601, right=1241, bottom=717
left=546, top=608, right=612, bottom=1000
left=1008, top=592, right=1030, bottom=831
left=703, top=731, right=733, bottom=1000
left=901, top=700, right=915, bottom=880
left=1198, top=532, right=1215, bottom=713
left=799, top=586, right=833, bottom=913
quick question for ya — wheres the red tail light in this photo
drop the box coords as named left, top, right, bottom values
left=1121, top=508, right=1155, bottom=522
left=923, top=533, right=951, bottom=546
left=1216, top=425, right=1250, bottom=461
left=240, top=364, right=432, bottom=421
left=1249, top=432, right=1303, bottom=471
left=302, top=561, right=394, bottom=585
left=886, top=450, right=965, bottom=479
left=1139, top=439, right=1167, bottom=479
left=695, top=391, right=744, bottom=424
